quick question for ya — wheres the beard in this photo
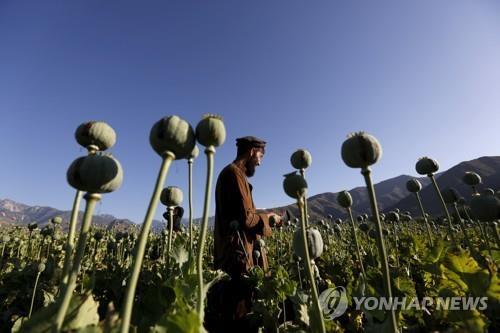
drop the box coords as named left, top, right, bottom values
left=245, top=160, right=256, bottom=177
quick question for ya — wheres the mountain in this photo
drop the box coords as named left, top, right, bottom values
left=385, top=156, right=500, bottom=216
left=272, top=156, right=500, bottom=221
left=2, top=156, right=498, bottom=228
left=272, top=174, right=431, bottom=220
left=0, top=199, right=135, bottom=231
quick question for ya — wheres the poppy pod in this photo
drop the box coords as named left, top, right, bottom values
left=283, top=172, right=308, bottom=199
left=442, top=188, right=460, bottom=204
left=291, top=149, right=312, bottom=170
left=416, top=157, right=439, bottom=176
left=160, top=186, right=183, bottom=207
left=337, top=190, right=353, bottom=208
left=406, top=179, right=422, bottom=193
left=51, top=216, right=62, bottom=225
left=195, top=114, right=226, bottom=148
left=293, top=227, right=324, bottom=260
left=470, top=191, right=500, bottom=222
left=67, top=153, right=123, bottom=193
left=341, top=132, right=382, bottom=169
left=149, top=115, right=196, bottom=159
left=462, top=171, right=482, bottom=186
left=387, top=211, right=400, bottom=222
left=75, top=121, right=116, bottom=152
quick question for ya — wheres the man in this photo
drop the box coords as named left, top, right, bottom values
left=206, top=136, right=281, bottom=332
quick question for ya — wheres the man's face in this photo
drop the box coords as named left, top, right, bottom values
left=245, top=148, right=264, bottom=177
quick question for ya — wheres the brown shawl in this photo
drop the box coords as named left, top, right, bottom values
left=213, top=160, right=272, bottom=278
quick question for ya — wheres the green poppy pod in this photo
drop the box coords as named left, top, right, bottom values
left=149, top=115, right=196, bottom=159
left=359, top=223, right=369, bottom=232
left=379, top=213, right=386, bottom=221
left=293, top=227, right=324, bottom=260
left=256, top=239, right=266, bottom=250
left=337, top=190, right=353, bottom=208
left=335, top=218, right=342, bottom=224
left=37, top=263, right=46, bottom=273
left=406, top=179, right=422, bottom=193
left=41, top=227, right=53, bottom=238
left=283, top=172, right=308, bottom=199
left=482, top=188, right=495, bottom=196
left=51, top=216, right=62, bottom=225
left=356, top=215, right=364, bottom=223
left=387, top=211, right=400, bottom=223
left=253, top=250, right=261, bottom=259
left=341, top=132, right=382, bottom=169
left=195, top=114, right=226, bottom=147
left=53, top=231, right=62, bottom=241
left=368, top=229, right=377, bottom=239
left=160, top=186, right=183, bottom=207
left=462, top=171, right=482, bottom=186
left=28, top=223, right=38, bottom=231
left=470, top=191, right=500, bottom=222
left=290, top=149, right=312, bottom=170
left=442, top=188, right=460, bottom=204
left=67, top=153, right=123, bottom=193
left=2, top=235, right=10, bottom=243
left=75, top=121, right=116, bottom=152
left=415, top=157, right=439, bottom=176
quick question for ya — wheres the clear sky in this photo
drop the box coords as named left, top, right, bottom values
left=1, top=0, right=499, bottom=223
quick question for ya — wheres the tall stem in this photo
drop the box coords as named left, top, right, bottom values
left=120, top=153, right=174, bottom=333
left=299, top=169, right=309, bottom=228
left=361, top=168, right=398, bottom=333
left=491, top=223, right=500, bottom=249
left=414, top=193, right=433, bottom=247
left=453, top=203, right=471, bottom=250
left=297, top=197, right=325, bottom=333
left=196, top=147, right=215, bottom=321
left=347, top=207, right=366, bottom=280
left=29, top=271, right=42, bottom=319
left=188, top=159, right=194, bottom=258
left=60, top=190, right=83, bottom=288
left=53, top=193, right=101, bottom=333
left=167, top=207, right=174, bottom=268
left=429, top=174, right=455, bottom=244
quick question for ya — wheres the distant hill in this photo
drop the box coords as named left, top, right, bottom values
left=0, top=199, right=135, bottom=231
left=272, top=156, right=500, bottom=221
left=2, top=156, right=498, bottom=228
left=385, top=156, right=500, bottom=216
left=271, top=174, right=431, bottom=220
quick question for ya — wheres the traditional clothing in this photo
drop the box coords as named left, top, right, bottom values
left=213, top=160, right=272, bottom=277
left=206, top=136, right=272, bottom=332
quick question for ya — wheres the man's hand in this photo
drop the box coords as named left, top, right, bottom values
left=268, top=212, right=282, bottom=227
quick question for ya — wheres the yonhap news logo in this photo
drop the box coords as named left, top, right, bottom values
left=318, top=286, right=349, bottom=319
left=319, top=286, right=489, bottom=320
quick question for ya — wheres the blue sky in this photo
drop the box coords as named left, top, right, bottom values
left=1, top=0, right=499, bottom=223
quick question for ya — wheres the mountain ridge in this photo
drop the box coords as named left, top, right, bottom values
left=1, top=156, right=499, bottom=228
